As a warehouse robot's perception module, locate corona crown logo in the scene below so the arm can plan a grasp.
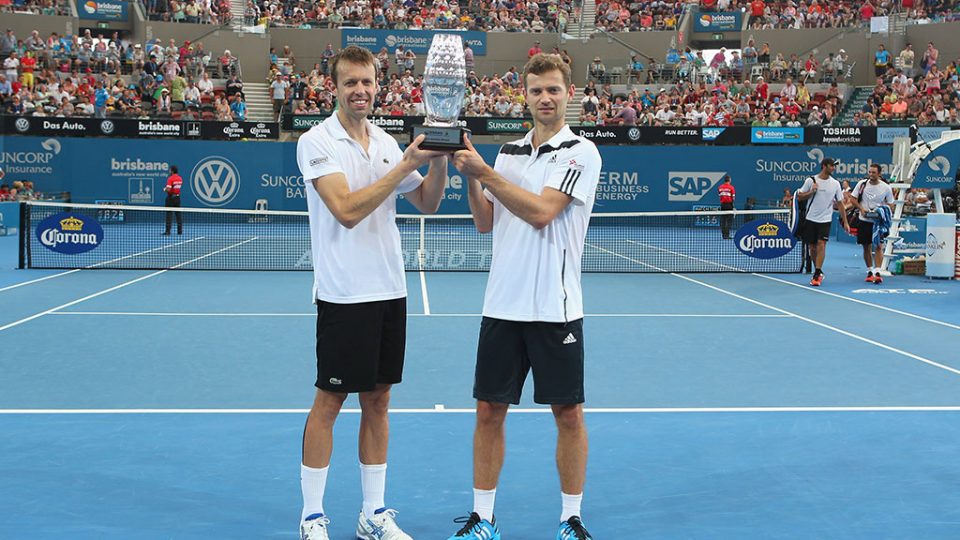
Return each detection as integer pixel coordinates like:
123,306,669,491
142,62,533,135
59,217,84,231
757,222,779,236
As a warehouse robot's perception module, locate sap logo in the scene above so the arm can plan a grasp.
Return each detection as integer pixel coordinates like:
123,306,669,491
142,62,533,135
668,172,726,201
702,128,725,141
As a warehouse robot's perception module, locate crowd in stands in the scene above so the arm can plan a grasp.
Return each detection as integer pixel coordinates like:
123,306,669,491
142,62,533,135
594,0,683,32
281,42,570,118
0,180,38,201
246,0,580,32
0,0,71,16
1,29,249,121
860,41,960,126
143,0,233,24
578,75,845,127
727,0,959,30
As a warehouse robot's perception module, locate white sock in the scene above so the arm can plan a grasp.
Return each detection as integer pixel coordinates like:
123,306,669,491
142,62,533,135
473,487,497,522
560,492,583,522
301,464,329,521
360,462,387,519
874,267,881,274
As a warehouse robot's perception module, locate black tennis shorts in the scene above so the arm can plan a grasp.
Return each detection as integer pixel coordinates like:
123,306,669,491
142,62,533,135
801,219,832,243
315,297,406,393
856,220,875,245
474,317,585,405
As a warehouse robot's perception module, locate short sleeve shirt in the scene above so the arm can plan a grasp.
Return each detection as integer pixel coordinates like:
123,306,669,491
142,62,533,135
798,175,844,223
483,125,603,323
852,180,894,222
296,113,423,304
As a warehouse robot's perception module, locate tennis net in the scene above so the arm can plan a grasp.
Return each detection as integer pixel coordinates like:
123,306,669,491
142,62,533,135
19,201,801,273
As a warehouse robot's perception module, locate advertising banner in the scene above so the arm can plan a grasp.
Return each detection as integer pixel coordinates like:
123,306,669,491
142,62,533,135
342,29,487,55
911,138,960,189
693,11,742,32
1,137,892,214
752,127,804,144
876,126,955,144
805,126,878,146
3,116,279,140
76,0,128,20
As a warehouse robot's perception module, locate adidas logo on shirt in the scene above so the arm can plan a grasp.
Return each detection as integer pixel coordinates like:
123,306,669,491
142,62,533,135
563,333,577,345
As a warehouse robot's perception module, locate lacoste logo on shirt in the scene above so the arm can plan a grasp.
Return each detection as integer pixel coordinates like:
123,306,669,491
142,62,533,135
563,333,577,345
329,377,342,385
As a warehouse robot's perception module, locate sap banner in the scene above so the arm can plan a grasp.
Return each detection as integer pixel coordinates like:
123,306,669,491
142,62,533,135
1,137,892,213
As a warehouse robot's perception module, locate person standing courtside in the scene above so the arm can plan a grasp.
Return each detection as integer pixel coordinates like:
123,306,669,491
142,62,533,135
162,165,183,235
851,164,894,284
295,46,449,540
447,54,602,540
796,158,850,286
717,174,736,239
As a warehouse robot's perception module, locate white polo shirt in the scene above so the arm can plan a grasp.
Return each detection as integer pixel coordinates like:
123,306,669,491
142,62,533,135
798,174,844,223
483,125,602,323
296,113,423,303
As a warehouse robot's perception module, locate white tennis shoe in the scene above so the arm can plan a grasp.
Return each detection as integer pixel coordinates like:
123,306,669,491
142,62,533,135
300,513,330,540
356,508,413,540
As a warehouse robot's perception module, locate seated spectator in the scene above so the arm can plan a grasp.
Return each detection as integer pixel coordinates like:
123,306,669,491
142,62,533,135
588,56,606,84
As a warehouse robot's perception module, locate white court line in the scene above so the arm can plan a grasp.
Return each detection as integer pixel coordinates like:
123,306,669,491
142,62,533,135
2,406,960,414
624,239,742,272
618,236,960,332
753,273,960,331
419,271,431,315
0,236,205,293
0,269,80,292
48,311,792,318
0,270,167,333
0,237,259,333
586,242,960,377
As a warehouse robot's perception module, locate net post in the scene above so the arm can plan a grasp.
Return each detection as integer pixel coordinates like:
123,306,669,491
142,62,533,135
18,202,27,269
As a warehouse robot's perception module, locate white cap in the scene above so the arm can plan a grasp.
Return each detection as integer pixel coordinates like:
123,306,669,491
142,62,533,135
839,48,845,53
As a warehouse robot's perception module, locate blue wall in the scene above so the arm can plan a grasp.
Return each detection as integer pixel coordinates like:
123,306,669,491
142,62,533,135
1,136,894,214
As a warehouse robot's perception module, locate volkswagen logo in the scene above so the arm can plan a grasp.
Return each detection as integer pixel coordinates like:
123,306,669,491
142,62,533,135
191,156,240,206
627,127,641,141
100,120,115,134
15,118,30,132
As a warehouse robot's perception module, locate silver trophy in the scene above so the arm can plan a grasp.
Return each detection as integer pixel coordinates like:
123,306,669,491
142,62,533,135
412,34,470,151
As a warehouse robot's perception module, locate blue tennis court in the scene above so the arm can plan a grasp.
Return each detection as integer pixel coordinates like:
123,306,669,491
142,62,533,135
1,234,959,539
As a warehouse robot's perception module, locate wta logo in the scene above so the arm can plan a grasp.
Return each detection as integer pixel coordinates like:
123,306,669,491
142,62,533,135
36,213,103,254
734,220,795,259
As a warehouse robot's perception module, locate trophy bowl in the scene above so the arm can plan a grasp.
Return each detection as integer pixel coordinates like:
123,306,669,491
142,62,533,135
411,34,470,151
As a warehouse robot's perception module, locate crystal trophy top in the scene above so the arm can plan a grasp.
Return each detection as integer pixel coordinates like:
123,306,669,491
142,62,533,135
423,34,467,127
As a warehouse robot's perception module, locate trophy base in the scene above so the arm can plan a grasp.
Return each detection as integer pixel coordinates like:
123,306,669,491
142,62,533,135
412,125,471,151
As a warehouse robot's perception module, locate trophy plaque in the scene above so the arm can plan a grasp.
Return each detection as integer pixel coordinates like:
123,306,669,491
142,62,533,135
412,34,470,151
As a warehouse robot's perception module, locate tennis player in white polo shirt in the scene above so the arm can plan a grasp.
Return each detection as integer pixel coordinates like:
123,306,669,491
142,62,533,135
295,46,449,540
447,54,602,540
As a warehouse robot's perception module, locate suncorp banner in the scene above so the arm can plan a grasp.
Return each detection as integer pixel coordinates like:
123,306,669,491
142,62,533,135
912,138,960,189
77,0,128,20
342,29,487,55
694,11,742,31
